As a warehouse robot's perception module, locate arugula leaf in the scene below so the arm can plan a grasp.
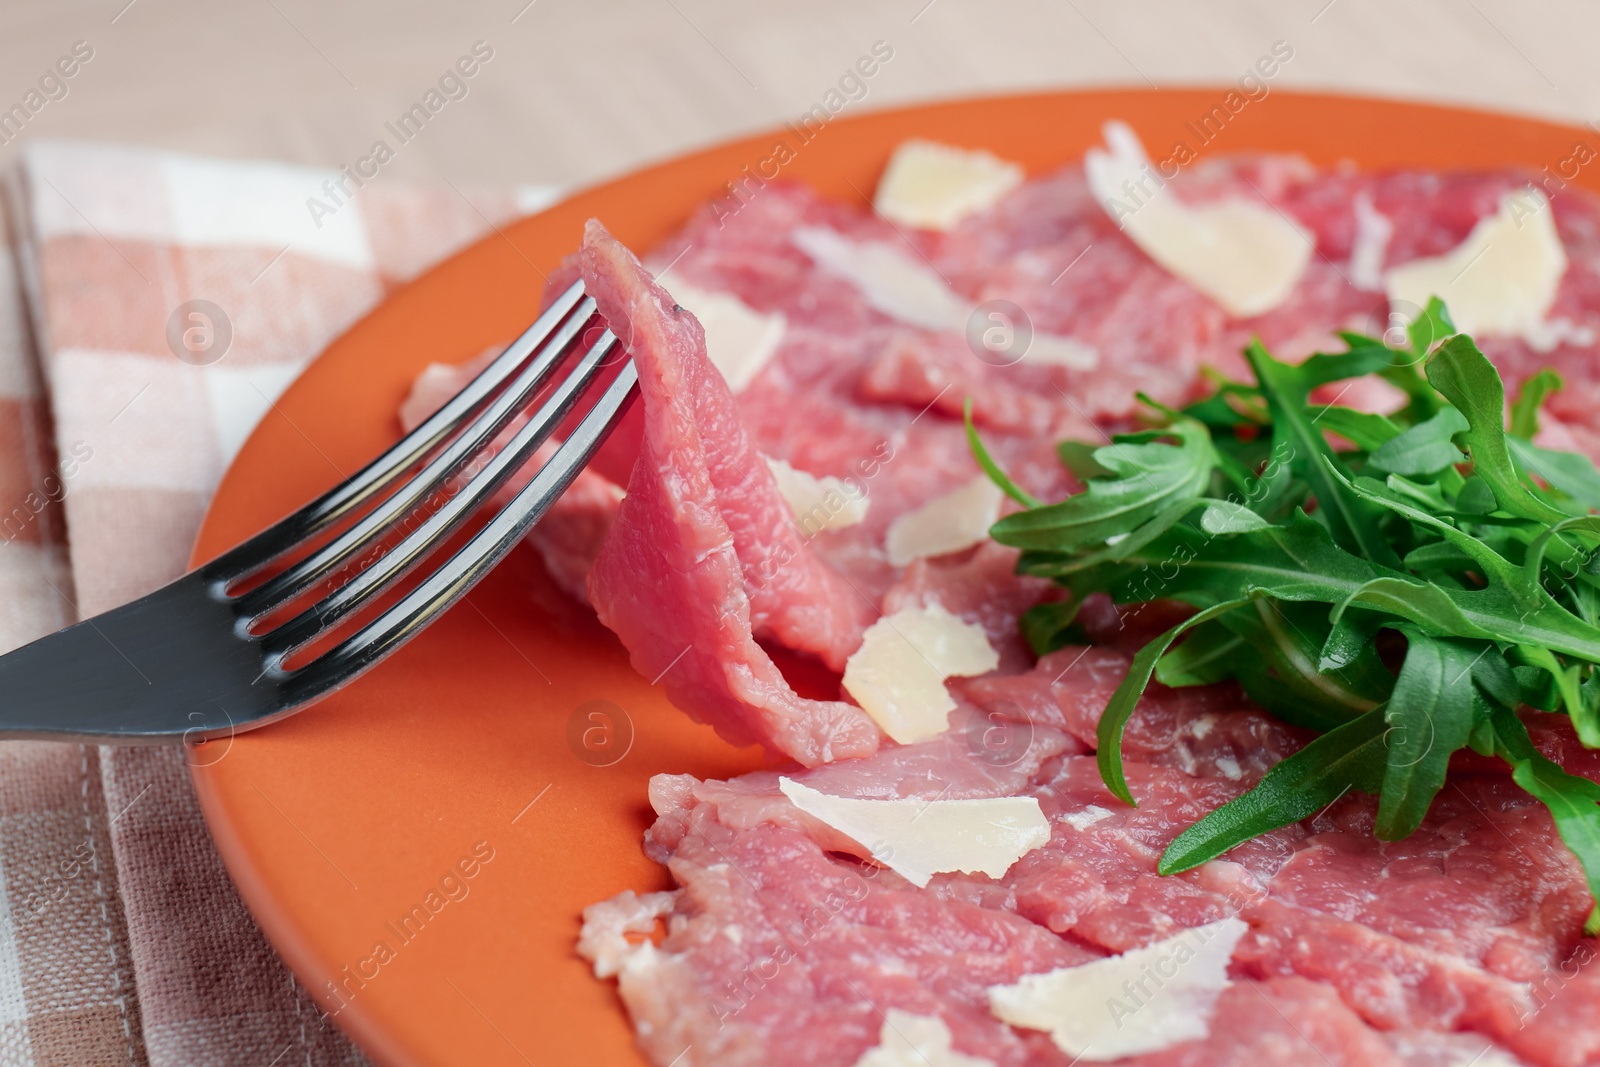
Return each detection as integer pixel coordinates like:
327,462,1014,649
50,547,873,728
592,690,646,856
1524,516,1600,591
1245,341,1400,567
1472,649,1521,710
964,399,1040,508
1367,407,1468,477
1375,627,1480,839
1058,440,1115,481
1512,645,1598,746
1510,437,1600,513
1218,599,1388,729
1076,506,1600,663
1331,464,1600,658
1308,406,1403,452
1454,476,1498,515
1158,708,1389,874
1018,600,1080,657
1155,620,1246,687
1098,598,1255,806
1408,296,1456,355
1489,703,1600,923
1197,499,1274,534
1333,295,1450,421
1510,368,1563,438
989,416,1216,551
977,319,1600,895
1319,606,1386,671
1332,576,1499,644
1426,336,1567,525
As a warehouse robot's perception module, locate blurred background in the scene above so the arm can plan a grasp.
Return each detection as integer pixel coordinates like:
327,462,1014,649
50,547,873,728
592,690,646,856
2,0,1596,189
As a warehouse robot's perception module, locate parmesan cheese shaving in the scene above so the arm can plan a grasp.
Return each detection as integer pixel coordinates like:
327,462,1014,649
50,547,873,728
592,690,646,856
1062,805,1113,832
851,1010,998,1067
793,226,965,330
792,227,1097,368
842,604,999,744
764,455,870,533
1385,190,1568,340
874,139,1025,232
778,777,1048,888
1085,121,1312,318
885,476,1004,566
1020,333,1100,369
988,918,1248,1060
667,281,787,392
1348,191,1393,292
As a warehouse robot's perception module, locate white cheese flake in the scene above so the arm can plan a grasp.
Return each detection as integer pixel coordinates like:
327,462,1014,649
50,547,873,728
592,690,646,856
885,476,1004,567
1062,805,1114,832
1085,121,1312,318
988,918,1248,1060
851,1010,998,1067
1524,317,1596,353
793,226,966,330
1385,190,1568,340
842,604,999,744
1456,1050,1524,1067
764,456,870,534
874,139,1025,232
792,227,1097,368
1348,191,1393,292
1019,333,1100,369
666,280,787,392
778,777,1048,888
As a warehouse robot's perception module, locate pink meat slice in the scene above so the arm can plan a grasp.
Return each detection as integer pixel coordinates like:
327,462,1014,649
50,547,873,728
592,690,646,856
588,739,1100,1067
578,220,880,765
1150,977,1401,1067
956,645,1310,780
582,718,1593,1066
646,182,1079,605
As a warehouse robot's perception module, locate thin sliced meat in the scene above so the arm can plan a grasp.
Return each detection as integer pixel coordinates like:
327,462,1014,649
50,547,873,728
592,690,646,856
1144,977,1403,1067
586,755,1103,1067
588,731,1590,1066
579,220,880,765
956,645,1309,781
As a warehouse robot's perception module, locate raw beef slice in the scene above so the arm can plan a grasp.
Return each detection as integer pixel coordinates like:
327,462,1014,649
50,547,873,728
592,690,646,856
577,220,881,766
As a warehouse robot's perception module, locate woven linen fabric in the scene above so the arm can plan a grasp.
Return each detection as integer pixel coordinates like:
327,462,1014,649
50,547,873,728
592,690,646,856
0,184,144,1067
1,138,556,1065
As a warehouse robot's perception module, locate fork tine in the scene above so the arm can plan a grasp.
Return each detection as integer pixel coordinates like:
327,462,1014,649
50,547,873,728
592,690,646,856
211,278,590,581
258,330,624,660
291,358,640,691
234,294,599,618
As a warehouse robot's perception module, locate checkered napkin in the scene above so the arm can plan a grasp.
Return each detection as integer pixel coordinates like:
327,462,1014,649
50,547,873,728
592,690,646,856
0,139,556,1066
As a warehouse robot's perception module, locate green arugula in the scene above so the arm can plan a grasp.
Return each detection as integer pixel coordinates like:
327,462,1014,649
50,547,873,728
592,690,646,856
968,297,1600,915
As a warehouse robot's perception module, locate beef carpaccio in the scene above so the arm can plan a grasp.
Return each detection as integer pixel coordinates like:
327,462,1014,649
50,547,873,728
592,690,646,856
409,130,1600,1066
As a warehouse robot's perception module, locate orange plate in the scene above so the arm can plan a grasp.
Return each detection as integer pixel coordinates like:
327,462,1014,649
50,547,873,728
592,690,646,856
190,90,1600,1067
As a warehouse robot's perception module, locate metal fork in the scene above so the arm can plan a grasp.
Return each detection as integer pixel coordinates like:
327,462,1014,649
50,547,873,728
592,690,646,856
0,279,637,743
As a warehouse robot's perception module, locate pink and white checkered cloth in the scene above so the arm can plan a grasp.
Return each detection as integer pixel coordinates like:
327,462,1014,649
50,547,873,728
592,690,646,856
0,139,556,1065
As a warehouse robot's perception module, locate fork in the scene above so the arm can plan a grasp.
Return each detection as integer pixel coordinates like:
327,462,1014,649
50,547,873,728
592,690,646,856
0,279,637,743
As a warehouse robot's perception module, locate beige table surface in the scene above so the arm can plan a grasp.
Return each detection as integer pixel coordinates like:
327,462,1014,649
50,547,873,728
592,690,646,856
1,0,1597,189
